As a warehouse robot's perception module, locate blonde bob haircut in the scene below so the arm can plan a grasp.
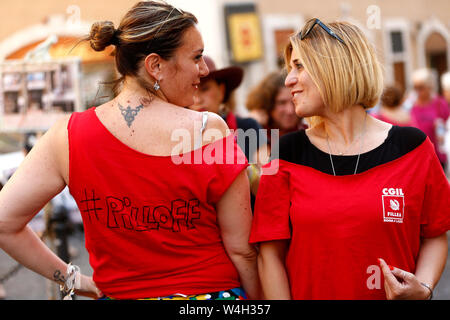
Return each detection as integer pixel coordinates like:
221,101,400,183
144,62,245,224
285,20,383,126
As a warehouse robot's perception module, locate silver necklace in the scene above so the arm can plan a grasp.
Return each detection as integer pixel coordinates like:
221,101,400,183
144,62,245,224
325,112,367,176
332,132,363,156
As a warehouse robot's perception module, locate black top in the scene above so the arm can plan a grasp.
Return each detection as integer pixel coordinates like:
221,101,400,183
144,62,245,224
274,126,427,176
235,116,266,162
223,115,266,210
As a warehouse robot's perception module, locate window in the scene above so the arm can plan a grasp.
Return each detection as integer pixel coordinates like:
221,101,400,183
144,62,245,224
274,29,294,68
384,20,412,91
390,31,404,53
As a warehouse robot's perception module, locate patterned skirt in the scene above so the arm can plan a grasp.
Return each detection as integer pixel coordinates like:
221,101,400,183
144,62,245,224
100,287,247,300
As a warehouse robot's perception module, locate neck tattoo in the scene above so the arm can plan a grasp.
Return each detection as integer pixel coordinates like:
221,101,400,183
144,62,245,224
119,103,144,127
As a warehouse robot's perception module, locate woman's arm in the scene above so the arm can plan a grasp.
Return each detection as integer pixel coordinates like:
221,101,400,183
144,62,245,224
258,240,291,300
379,232,448,300
415,233,448,292
217,170,261,299
0,118,101,298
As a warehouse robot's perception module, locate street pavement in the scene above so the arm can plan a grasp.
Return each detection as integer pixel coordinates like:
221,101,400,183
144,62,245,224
1,230,450,300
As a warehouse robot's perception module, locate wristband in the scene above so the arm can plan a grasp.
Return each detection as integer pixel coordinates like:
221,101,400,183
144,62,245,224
60,263,81,300
420,282,433,300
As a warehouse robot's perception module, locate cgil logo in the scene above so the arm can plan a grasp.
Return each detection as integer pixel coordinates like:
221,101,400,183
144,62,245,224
382,187,405,223
382,188,404,196
389,199,400,211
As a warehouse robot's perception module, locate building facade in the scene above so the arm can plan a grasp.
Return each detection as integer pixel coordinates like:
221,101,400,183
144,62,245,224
0,0,449,129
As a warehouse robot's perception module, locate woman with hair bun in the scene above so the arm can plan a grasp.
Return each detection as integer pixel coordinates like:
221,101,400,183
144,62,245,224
0,1,259,300
250,18,450,300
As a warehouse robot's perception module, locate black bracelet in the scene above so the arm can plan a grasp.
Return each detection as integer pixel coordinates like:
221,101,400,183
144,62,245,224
420,282,433,300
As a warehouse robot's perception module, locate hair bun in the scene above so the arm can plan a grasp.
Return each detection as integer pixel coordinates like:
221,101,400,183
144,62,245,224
89,21,116,51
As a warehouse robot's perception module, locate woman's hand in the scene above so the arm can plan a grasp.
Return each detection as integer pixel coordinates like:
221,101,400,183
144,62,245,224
378,258,431,300
75,274,104,299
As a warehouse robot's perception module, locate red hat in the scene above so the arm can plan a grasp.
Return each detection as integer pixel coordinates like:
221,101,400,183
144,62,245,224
202,55,244,102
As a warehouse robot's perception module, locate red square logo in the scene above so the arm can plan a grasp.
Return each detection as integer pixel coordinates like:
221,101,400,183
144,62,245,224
382,195,404,223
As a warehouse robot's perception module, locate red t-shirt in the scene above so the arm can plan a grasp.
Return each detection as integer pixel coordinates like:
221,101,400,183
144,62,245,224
250,137,450,300
68,108,248,299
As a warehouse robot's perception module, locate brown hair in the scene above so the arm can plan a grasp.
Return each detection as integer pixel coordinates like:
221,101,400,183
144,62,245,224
246,71,286,112
246,71,286,127
86,1,197,93
380,85,404,109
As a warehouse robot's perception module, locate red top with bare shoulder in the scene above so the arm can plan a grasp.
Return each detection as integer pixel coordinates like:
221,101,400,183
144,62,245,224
68,107,248,299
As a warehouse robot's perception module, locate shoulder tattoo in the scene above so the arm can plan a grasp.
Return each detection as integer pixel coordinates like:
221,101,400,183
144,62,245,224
119,103,144,127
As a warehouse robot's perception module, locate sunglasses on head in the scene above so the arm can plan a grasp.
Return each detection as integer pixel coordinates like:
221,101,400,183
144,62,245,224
299,18,345,44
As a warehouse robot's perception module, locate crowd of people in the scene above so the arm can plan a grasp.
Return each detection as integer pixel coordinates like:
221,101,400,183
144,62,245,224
0,1,449,301
372,69,450,172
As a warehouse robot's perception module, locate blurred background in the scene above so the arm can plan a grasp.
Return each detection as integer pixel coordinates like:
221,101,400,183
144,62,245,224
1,0,450,136
0,0,450,299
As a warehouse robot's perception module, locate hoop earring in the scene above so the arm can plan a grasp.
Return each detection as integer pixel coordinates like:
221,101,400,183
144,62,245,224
153,79,160,91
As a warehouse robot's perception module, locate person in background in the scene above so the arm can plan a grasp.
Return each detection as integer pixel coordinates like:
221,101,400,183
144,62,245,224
442,72,450,105
440,71,450,175
250,18,450,300
245,71,305,195
410,68,449,169
246,71,306,142
190,56,266,198
0,1,260,300
374,85,410,126
191,55,265,163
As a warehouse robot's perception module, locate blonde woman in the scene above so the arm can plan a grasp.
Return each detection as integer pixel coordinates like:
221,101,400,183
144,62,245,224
0,1,259,300
250,18,450,300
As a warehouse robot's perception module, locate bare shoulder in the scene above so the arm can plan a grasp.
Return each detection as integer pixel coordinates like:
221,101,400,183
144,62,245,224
177,109,230,146
48,114,72,147
53,114,72,131
172,107,230,142
42,115,72,183
203,112,229,140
